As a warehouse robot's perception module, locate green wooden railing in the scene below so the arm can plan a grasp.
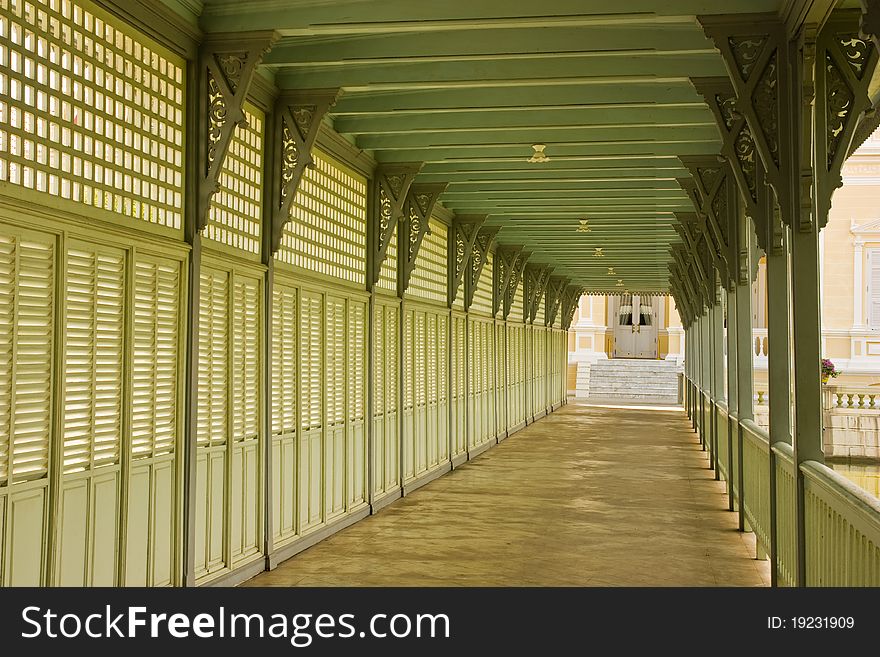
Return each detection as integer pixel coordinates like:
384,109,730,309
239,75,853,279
686,375,880,587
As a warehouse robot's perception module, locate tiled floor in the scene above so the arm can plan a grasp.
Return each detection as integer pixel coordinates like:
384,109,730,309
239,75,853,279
245,402,771,587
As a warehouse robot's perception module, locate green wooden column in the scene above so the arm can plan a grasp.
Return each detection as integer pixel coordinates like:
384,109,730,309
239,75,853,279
696,313,704,448
711,290,725,472
725,284,738,495
702,310,711,451
765,212,792,588
734,220,754,533
687,325,695,425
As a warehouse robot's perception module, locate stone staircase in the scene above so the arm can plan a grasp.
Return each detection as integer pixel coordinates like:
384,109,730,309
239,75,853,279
585,358,682,405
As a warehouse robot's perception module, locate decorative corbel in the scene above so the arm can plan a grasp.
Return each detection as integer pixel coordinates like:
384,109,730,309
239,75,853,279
367,163,423,291
691,78,761,217
671,244,704,313
679,156,736,289
197,31,278,236
674,211,710,296
397,183,448,294
544,276,569,327
532,265,553,324
448,214,488,306
463,226,499,311
814,12,879,227
503,250,531,320
691,76,771,265
560,285,586,331
492,245,521,317
269,88,340,254
523,264,553,324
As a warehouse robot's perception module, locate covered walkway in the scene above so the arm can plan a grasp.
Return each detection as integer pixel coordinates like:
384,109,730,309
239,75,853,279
247,403,769,587
2,0,880,589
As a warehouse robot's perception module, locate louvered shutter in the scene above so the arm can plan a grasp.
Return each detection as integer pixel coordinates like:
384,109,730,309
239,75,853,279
415,312,426,409
197,268,229,447
386,306,398,414
326,297,346,428
870,250,880,328
301,291,323,432
373,306,385,419
0,232,54,484
271,285,297,436
232,276,260,442
427,314,437,406
131,257,179,459
349,301,365,423
403,311,414,413
438,315,448,403
63,245,125,474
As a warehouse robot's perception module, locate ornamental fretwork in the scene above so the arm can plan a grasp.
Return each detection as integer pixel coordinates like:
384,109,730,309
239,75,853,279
367,163,422,291
196,32,277,238
463,226,499,311
448,215,487,307
270,89,340,255
397,183,448,294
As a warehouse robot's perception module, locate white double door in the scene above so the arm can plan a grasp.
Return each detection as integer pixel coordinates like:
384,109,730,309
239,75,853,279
612,294,658,359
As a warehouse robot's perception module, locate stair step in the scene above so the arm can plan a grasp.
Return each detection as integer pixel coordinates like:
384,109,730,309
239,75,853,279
578,357,682,404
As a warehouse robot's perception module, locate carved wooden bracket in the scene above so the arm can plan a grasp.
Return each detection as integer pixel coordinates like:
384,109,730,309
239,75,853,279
463,225,499,311
560,285,586,331
492,245,520,317
544,276,569,327
197,31,278,235
503,249,531,321
269,88,340,254
367,163,422,291
397,183,448,294
523,264,553,324
667,269,692,328
669,274,694,328
690,76,775,266
814,13,879,226
691,78,761,216
698,16,799,229
673,211,710,294
448,214,488,306
670,244,703,316
679,156,736,289
673,212,712,309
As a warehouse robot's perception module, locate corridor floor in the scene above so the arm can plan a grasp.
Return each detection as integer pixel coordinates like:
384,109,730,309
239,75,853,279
246,402,771,586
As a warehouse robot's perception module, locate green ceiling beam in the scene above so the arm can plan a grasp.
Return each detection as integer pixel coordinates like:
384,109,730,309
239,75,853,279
261,25,715,64
199,0,781,34
375,141,720,162
334,107,714,134
434,180,685,191
331,85,705,114
274,54,726,89
356,125,719,150
419,155,685,171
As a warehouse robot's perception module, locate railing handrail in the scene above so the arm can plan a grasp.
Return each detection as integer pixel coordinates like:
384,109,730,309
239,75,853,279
741,418,770,447
771,440,794,463
801,460,880,543
824,384,880,392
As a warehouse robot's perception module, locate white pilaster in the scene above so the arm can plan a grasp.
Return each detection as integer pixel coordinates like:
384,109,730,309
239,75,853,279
853,236,865,329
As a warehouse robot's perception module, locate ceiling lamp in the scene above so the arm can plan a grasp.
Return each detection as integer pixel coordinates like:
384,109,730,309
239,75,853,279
593,247,604,257
607,267,615,275
616,279,625,287
527,143,550,163
575,219,591,233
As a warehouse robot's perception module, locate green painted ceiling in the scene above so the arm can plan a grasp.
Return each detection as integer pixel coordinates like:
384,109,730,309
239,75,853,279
188,0,816,292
